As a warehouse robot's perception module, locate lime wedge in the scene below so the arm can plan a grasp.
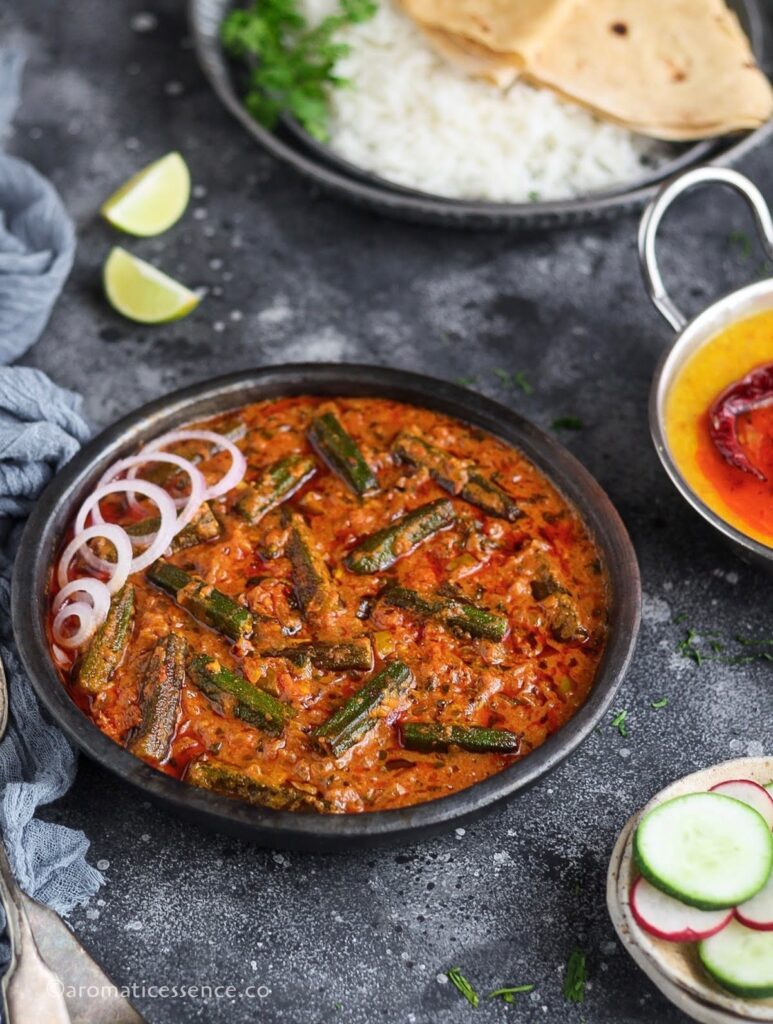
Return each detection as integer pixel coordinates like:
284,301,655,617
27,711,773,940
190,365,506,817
103,247,200,323
101,152,191,236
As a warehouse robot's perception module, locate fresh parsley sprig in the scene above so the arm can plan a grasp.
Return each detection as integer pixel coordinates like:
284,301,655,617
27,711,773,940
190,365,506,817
222,0,377,141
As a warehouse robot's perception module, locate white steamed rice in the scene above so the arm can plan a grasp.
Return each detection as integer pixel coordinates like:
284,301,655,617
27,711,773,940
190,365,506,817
298,0,672,203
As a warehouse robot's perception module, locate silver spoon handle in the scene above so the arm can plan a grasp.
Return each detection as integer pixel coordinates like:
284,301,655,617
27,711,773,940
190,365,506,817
0,841,71,1023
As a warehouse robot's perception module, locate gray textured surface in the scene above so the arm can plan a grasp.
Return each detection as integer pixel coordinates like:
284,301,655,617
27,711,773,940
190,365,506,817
3,1,772,1022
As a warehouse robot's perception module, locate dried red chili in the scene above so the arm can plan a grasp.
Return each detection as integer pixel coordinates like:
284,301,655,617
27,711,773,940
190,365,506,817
709,362,773,481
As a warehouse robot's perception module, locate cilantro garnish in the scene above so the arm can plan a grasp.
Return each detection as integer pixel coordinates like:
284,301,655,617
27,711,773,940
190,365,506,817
650,697,668,710
494,368,533,394
447,967,479,1008
729,229,752,260
552,416,584,431
222,0,377,141
676,627,773,667
488,984,534,1004
611,709,628,738
563,948,587,1003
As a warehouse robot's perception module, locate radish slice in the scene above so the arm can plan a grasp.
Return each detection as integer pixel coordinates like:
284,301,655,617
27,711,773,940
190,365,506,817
139,429,246,501
699,918,773,998
96,453,206,533
57,524,133,595
630,876,733,942
634,793,773,909
75,480,178,574
710,780,773,830
736,872,773,932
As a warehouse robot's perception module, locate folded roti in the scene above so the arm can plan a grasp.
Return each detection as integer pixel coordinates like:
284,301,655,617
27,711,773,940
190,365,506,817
402,0,773,140
418,25,521,88
401,0,575,59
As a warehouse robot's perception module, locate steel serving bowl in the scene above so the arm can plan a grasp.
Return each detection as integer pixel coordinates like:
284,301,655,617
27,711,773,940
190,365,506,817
640,166,773,573
13,364,641,848
189,0,773,230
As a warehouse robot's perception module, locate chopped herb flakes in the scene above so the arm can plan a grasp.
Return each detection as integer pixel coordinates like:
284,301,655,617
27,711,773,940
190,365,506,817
447,967,479,1008
552,416,584,431
563,948,587,1004
488,984,535,1004
676,626,773,667
611,709,628,738
729,229,752,260
455,376,477,388
221,0,377,141
513,371,533,394
650,697,668,710
493,368,533,394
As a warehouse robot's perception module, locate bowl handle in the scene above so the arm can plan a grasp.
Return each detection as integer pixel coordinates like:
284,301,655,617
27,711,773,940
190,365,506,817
638,166,773,332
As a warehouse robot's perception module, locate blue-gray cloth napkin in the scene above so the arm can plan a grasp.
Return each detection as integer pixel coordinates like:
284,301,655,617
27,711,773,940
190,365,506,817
0,46,102,923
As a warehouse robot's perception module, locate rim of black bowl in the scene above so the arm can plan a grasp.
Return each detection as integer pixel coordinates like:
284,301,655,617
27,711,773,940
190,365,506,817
189,0,773,229
13,364,641,849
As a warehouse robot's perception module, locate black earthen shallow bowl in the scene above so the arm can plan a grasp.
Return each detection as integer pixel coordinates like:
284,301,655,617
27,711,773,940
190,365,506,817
13,364,641,849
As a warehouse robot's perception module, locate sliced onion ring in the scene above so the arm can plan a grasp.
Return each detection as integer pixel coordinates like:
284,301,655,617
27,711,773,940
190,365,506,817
96,453,207,535
52,577,111,620
53,600,98,648
138,429,246,501
75,480,178,574
58,524,133,595
52,644,72,667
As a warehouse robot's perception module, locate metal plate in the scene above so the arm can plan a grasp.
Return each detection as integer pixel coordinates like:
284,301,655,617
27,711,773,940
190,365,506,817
190,0,773,229
12,364,640,848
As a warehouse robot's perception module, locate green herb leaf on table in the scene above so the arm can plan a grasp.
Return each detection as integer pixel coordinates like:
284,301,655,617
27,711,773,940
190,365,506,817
552,416,584,431
494,368,533,394
447,967,479,1008
676,626,773,667
610,708,628,738
222,0,377,141
488,984,535,1004
563,948,587,1004
728,229,752,260
650,697,668,710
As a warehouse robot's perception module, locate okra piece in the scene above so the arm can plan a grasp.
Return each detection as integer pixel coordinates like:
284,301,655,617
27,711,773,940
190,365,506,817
188,653,294,735
76,584,135,694
130,633,186,761
236,455,317,525
382,586,508,641
261,638,373,672
401,722,521,755
308,411,378,496
187,759,323,812
125,501,222,554
393,432,522,522
344,498,456,574
314,660,413,756
284,509,338,615
146,561,253,641
547,594,589,644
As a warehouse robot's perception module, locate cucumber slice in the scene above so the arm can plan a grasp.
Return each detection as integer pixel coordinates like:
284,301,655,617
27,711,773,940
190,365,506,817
634,793,773,910
699,918,773,998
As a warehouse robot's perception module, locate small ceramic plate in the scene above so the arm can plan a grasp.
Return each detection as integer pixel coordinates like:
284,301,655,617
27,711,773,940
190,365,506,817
607,757,773,1024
